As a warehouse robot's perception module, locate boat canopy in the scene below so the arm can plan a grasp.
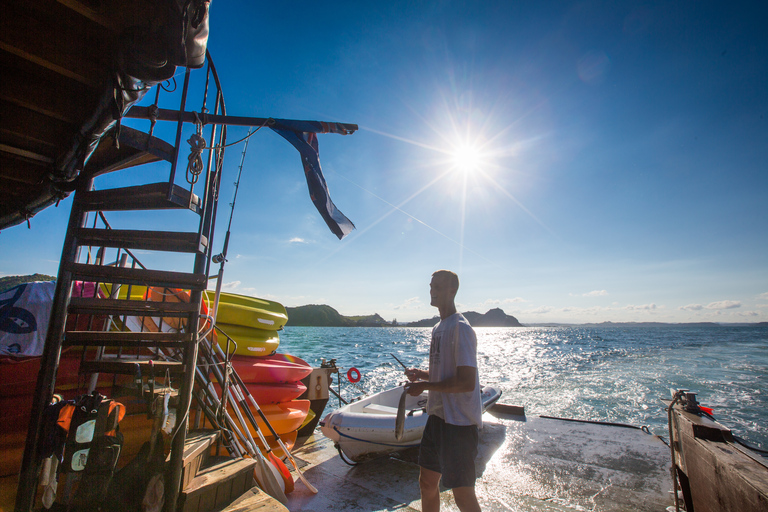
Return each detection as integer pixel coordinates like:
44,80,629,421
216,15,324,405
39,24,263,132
0,0,211,230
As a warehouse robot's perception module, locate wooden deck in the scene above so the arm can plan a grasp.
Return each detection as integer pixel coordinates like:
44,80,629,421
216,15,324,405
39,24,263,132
284,407,673,511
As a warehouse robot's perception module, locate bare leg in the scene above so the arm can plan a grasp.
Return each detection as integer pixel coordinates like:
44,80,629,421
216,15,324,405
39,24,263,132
453,486,481,512
419,467,442,512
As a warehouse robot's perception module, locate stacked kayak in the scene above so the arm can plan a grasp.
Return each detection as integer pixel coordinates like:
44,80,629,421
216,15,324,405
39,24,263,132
204,290,288,357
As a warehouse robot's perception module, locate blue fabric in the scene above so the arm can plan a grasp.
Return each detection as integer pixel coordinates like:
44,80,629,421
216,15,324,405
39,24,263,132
271,121,355,239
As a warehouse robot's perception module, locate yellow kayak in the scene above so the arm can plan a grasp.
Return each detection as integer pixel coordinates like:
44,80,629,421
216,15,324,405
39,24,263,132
204,291,288,331
215,322,280,357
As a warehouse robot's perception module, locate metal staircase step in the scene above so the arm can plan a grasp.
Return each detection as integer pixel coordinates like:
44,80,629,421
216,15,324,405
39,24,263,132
73,228,208,254
64,330,193,348
76,182,202,213
66,263,207,290
180,430,221,491
68,297,199,316
79,357,185,376
178,456,257,512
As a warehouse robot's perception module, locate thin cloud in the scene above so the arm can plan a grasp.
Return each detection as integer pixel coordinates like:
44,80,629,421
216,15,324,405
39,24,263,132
483,298,525,306
625,303,657,311
394,297,422,310
705,300,741,310
758,292,768,300
289,237,310,244
680,304,704,311
584,290,608,297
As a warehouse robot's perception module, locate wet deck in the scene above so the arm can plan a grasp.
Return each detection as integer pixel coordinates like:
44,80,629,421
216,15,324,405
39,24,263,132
286,407,673,511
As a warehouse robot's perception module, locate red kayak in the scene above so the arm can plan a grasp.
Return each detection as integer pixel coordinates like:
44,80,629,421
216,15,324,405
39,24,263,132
212,380,307,404
231,353,313,384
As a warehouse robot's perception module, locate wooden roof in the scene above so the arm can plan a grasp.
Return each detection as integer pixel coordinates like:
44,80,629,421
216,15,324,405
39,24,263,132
0,0,187,230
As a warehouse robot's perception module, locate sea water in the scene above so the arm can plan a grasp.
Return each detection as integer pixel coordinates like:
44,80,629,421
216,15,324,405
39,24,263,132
279,324,768,450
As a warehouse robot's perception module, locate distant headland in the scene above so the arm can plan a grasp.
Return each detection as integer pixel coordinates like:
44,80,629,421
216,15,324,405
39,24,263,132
286,305,522,328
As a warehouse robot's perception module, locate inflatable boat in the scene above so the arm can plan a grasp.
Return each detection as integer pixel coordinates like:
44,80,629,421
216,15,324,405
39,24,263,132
320,385,501,462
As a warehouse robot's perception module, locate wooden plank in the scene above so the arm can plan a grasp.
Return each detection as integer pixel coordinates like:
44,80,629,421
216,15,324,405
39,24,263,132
671,407,768,512
179,458,257,512
0,101,74,151
0,64,90,123
76,182,201,213
73,228,207,253
0,3,107,87
79,358,184,376
64,330,191,348
220,487,289,512
66,263,207,290
0,154,52,184
180,430,220,491
68,297,199,316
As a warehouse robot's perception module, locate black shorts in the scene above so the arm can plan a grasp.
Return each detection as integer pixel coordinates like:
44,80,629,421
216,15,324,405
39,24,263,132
418,414,479,489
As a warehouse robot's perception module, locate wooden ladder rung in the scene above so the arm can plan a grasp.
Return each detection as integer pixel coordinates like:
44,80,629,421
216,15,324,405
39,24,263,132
66,264,207,290
73,228,208,254
76,182,201,213
79,358,185,376
68,297,199,316
64,330,193,348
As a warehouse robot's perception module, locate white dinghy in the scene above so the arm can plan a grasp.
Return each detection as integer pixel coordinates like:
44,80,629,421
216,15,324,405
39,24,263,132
320,385,502,463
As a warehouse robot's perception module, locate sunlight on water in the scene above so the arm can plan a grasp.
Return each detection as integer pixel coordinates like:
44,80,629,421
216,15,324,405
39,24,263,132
281,325,768,449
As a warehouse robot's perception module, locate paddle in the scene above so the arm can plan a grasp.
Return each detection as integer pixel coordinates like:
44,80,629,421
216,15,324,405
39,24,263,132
193,365,288,504
198,345,294,496
205,339,318,494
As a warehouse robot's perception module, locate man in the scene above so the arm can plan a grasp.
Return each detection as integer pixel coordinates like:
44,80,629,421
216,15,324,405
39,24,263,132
405,270,482,512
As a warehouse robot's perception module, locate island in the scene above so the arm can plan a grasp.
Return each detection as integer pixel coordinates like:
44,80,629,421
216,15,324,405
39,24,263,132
285,305,522,328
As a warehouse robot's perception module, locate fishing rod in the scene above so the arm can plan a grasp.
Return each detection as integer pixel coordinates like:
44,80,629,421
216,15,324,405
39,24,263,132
210,128,251,321
390,353,408,370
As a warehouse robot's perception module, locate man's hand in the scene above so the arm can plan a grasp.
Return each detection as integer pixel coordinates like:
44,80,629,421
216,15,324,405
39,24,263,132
405,368,428,382
405,381,428,396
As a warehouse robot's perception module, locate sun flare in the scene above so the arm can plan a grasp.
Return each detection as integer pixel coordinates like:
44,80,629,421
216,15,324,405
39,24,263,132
451,143,484,173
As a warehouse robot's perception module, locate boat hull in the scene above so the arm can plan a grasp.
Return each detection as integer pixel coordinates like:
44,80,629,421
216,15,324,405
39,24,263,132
320,385,501,462
215,323,280,357
205,291,288,331
232,353,313,384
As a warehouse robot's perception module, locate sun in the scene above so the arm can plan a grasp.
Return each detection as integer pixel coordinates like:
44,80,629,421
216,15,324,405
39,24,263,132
451,143,483,172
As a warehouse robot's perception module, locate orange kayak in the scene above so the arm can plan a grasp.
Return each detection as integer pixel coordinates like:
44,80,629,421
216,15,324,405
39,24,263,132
230,399,310,437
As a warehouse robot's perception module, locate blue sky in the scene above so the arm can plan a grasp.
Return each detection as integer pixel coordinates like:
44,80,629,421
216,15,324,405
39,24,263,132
2,1,767,323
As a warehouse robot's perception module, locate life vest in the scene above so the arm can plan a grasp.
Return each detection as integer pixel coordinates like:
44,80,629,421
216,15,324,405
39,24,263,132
46,392,125,510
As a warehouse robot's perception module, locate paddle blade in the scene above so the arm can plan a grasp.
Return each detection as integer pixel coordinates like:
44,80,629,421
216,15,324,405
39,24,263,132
395,387,407,441
253,456,288,504
269,452,294,494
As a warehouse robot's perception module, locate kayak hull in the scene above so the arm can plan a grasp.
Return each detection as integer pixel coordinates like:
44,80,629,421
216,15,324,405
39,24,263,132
215,323,280,357
320,385,502,462
230,399,310,436
212,381,307,404
232,354,313,384
205,291,288,331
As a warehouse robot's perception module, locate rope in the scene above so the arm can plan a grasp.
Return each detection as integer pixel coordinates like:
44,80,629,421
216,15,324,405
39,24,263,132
186,113,206,184
332,426,420,449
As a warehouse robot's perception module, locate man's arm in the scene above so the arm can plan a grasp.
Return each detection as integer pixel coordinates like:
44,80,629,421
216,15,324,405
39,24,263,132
406,366,476,396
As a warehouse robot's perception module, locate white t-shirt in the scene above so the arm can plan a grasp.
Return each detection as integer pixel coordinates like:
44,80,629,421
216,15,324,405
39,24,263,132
427,313,483,427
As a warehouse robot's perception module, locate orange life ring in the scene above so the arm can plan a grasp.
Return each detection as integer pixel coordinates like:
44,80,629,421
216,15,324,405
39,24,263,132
347,367,361,383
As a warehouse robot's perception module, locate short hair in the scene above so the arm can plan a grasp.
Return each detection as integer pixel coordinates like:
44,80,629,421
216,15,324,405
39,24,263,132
432,270,459,293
